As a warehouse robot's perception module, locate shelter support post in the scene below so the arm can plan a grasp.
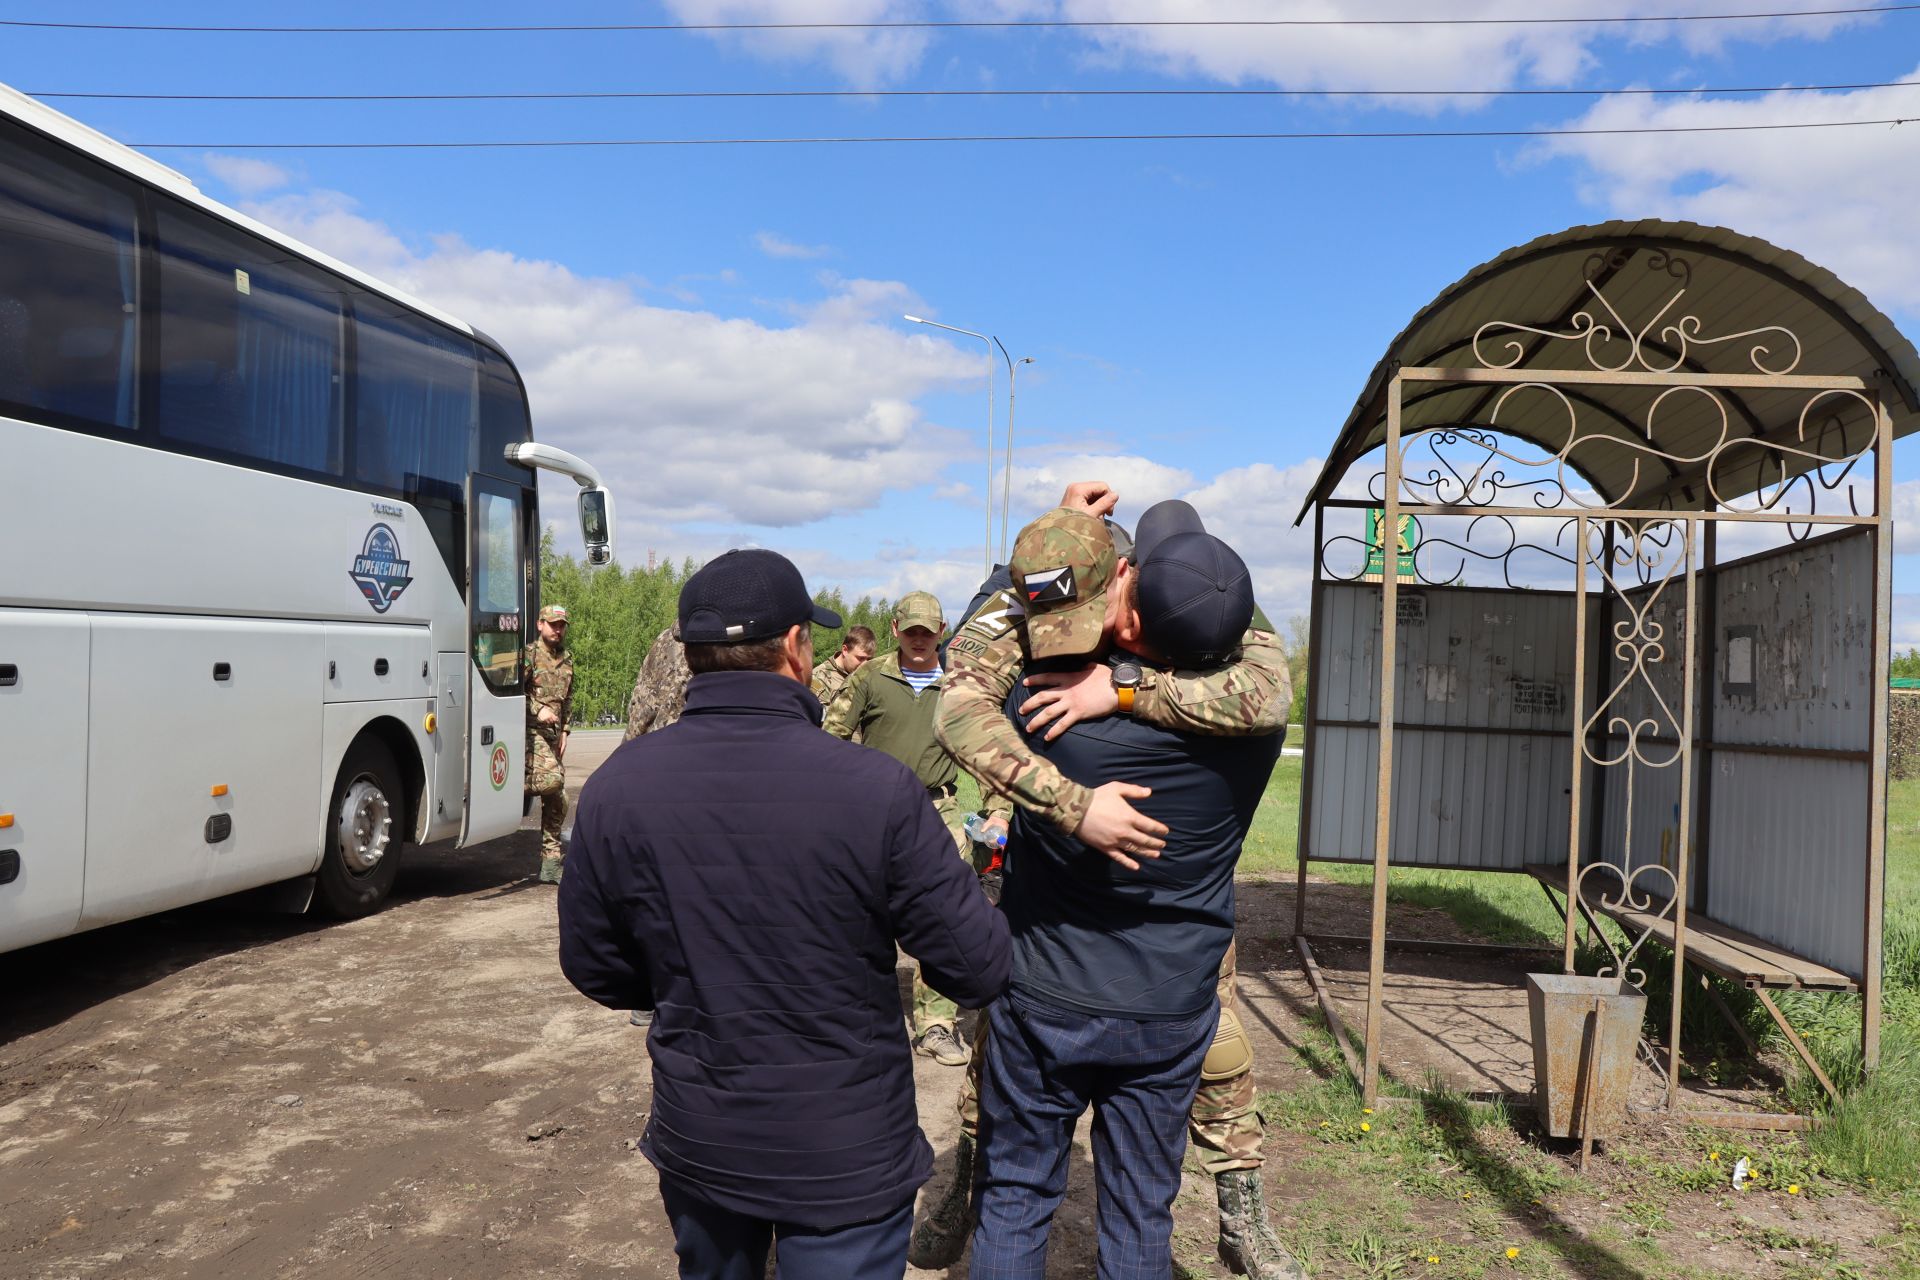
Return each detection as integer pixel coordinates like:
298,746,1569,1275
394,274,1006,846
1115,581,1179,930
1867,390,1892,1074
1362,373,1404,1106
1667,517,1699,1111
1296,502,1327,942
1565,514,1589,973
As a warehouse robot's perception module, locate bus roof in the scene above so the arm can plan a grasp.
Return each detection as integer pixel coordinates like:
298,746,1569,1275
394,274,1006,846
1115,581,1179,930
0,82,476,340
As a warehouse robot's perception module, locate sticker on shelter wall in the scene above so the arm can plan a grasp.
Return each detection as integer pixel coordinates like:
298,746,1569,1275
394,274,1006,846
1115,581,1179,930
1376,591,1428,625
1724,624,1758,699
1510,676,1567,715
234,268,250,295
1422,664,1460,704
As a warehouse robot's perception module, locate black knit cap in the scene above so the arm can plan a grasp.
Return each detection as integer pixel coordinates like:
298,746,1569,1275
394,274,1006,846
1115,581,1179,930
1135,531,1253,668
678,548,842,643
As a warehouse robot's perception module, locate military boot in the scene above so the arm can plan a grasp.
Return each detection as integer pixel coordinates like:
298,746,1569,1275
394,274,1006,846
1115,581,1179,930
1216,1168,1308,1279
906,1131,975,1269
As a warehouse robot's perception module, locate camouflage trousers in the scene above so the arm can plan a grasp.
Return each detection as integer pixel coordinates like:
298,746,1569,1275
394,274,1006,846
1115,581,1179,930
955,941,1264,1175
909,786,977,1038
525,730,567,861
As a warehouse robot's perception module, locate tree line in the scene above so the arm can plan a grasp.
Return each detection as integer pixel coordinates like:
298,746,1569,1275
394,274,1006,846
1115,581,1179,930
541,534,1312,731
539,534,900,726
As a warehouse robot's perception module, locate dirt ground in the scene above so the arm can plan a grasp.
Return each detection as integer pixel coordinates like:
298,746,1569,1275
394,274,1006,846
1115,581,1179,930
0,731,1308,1278
0,733,1902,1278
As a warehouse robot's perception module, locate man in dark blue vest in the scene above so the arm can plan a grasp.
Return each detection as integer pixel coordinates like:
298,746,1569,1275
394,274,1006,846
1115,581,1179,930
968,521,1285,1279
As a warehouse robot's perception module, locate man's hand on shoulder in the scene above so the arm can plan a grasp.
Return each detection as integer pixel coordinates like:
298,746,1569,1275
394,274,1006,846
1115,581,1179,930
1018,664,1119,741
1074,781,1168,871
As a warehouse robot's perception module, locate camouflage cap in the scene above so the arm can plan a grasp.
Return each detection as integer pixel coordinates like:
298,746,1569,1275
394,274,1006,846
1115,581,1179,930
538,604,569,624
893,590,945,632
1010,507,1115,659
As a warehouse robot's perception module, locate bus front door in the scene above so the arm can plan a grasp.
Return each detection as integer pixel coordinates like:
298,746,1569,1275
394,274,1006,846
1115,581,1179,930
460,479,530,847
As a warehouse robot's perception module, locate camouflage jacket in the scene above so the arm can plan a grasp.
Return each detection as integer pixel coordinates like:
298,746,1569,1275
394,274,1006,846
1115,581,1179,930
625,625,691,741
936,587,1291,834
525,642,574,741
811,657,852,708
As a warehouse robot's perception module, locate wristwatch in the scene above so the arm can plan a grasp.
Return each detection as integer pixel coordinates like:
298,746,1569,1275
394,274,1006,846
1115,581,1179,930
1112,661,1142,714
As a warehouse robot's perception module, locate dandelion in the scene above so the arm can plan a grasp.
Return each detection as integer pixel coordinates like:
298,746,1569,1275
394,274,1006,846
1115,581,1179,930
1362,1107,1374,1115
1707,1152,1720,1162
1361,1122,1372,1132
1463,1190,1474,1199
1428,1256,1440,1265
1319,1121,1330,1129
1787,1184,1801,1195
1507,1247,1521,1260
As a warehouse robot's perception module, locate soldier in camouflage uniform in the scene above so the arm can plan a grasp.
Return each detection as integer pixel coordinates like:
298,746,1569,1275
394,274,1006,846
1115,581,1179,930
625,624,692,741
915,490,1303,1280
810,624,876,707
525,604,575,884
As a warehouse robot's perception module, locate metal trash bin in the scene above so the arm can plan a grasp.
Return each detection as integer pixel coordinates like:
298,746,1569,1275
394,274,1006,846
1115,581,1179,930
1525,973,1646,1142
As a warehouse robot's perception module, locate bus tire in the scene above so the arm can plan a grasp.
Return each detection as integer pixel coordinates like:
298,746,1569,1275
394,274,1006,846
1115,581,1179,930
318,739,405,918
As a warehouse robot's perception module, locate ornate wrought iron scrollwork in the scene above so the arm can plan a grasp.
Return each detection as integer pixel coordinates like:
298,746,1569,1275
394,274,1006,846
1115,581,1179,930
1475,251,1800,377
1577,861,1680,990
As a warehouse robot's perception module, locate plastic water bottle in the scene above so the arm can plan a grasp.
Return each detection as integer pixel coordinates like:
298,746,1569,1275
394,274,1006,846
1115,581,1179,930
964,813,1008,850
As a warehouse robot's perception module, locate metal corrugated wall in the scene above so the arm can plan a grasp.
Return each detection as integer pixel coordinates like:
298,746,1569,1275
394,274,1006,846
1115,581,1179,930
1307,582,1595,869
1703,532,1873,980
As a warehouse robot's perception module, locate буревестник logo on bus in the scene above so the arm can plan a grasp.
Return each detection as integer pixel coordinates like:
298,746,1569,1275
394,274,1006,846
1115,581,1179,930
350,523,414,614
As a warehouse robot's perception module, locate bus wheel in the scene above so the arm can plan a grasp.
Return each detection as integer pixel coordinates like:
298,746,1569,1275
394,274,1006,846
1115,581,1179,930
319,739,404,918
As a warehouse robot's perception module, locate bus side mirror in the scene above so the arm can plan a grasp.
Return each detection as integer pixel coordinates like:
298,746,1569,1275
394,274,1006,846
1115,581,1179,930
580,488,614,567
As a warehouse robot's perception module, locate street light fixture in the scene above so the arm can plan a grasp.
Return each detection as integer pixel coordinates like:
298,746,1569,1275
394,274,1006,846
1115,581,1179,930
994,337,1034,562
905,313,995,577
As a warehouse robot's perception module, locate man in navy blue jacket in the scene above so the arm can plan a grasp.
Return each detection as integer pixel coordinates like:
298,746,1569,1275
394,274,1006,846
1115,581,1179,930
558,548,1012,1280
969,521,1284,1280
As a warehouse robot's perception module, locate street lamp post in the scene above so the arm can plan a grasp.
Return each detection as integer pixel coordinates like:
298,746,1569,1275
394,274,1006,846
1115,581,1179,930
905,314,995,578
994,337,1034,562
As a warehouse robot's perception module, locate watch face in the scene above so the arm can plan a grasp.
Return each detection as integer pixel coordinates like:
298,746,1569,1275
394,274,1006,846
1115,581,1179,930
1112,661,1142,687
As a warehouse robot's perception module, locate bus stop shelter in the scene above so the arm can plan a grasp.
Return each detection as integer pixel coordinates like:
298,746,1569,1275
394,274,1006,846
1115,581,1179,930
1291,220,1920,1125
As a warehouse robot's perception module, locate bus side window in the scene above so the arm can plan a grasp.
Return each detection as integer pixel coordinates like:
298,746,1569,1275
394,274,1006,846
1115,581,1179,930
152,205,345,477
0,119,140,433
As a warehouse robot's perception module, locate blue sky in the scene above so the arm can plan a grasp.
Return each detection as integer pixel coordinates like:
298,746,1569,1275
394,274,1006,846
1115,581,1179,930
7,2,1920,632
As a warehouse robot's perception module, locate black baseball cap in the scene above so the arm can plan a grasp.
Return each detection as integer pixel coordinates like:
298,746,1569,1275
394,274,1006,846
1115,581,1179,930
678,548,842,643
1136,531,1254,668
1131,499,1206,564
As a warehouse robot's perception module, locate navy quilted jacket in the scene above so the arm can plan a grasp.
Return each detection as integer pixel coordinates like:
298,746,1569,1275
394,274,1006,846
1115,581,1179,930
558,669,1010,1229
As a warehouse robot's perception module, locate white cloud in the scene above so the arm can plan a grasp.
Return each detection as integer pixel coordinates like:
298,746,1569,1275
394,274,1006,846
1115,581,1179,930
660,0,1879,105
202,153,292,196
1180,458,1326,622
243,190,981,529
661,0,933,87
1534,68,1920,312
755,230,831,259
1037,0,1872,106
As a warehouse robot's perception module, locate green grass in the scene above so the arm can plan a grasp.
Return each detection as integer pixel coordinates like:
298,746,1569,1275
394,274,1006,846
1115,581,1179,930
1238,756,1920,1195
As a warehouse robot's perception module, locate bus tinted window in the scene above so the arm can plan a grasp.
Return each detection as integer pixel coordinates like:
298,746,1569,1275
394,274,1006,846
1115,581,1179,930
473,488,523,691
478,344,532,479
0,123,138,432
354,304,476,496
154,206,345,474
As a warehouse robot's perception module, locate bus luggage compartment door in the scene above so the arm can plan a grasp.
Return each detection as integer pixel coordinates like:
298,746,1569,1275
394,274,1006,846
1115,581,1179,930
81,615,325,927
0,609,90,952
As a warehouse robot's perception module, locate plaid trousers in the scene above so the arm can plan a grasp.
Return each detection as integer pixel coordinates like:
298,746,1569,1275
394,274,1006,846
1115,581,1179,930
969,992,1218,1280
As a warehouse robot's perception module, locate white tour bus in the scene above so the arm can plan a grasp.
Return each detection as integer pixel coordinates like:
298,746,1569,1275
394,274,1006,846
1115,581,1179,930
0,87,614,953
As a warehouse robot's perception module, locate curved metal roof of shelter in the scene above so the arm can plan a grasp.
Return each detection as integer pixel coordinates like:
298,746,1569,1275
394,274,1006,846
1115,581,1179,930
1298,220,1920,522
